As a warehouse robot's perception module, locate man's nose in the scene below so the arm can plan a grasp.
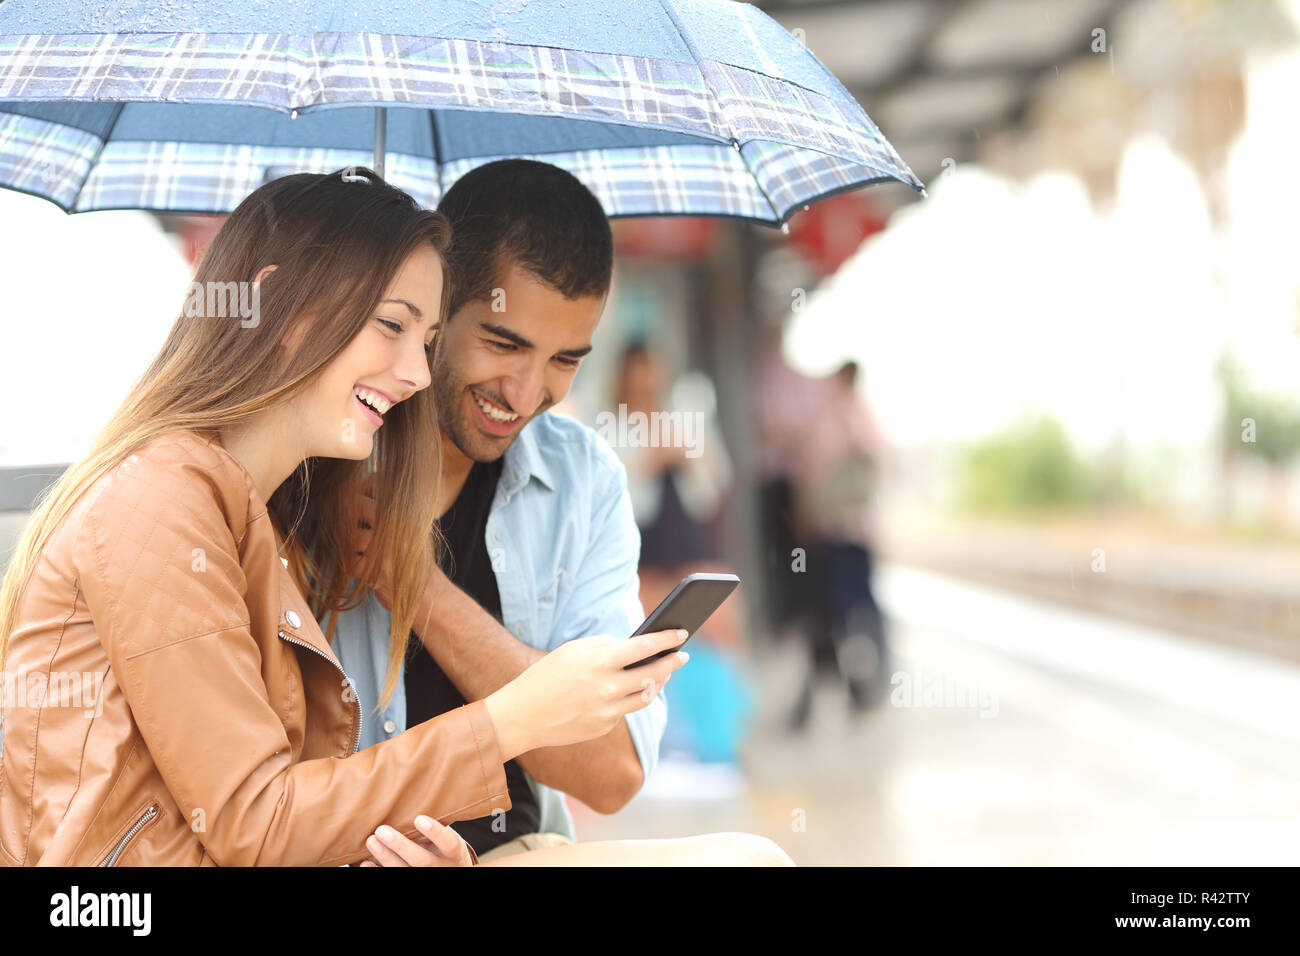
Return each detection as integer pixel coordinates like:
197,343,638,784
501,359,547,415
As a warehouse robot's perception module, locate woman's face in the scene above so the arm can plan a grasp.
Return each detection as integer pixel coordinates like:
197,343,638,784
294,243,443,461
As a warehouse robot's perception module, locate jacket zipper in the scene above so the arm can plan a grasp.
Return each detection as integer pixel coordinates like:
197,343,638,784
277,629,362,754
98,805,157,867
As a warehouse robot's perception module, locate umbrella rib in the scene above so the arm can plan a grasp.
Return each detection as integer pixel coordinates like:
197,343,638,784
651,0,782,223
72,101,125,214
429,108,442,207
651,0,734,147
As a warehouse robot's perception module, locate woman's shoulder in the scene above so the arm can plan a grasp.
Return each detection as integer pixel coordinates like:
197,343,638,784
63,430,265,659
80,429,259,544
150,428,250,472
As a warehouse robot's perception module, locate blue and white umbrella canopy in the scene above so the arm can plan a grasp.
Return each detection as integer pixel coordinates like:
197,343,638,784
0,0,923,223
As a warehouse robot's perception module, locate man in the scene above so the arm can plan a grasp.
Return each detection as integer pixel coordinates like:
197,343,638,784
332,159,664,861
789,360,888,727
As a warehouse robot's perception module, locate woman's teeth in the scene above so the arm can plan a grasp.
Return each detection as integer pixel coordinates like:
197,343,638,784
353,386,392,416
475,393,518,423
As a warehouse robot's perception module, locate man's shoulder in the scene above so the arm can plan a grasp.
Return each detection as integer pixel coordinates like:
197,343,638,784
518,411,626,485
522,409,604,448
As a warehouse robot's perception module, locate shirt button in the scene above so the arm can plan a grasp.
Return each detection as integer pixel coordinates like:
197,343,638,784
383,720,397,734
285,610,301,628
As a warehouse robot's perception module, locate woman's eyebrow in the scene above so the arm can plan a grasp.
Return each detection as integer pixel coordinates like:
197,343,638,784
381,297,423,319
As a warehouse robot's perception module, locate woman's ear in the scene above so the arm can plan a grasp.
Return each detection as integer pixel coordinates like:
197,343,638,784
280,312,311,354
255,263,278,285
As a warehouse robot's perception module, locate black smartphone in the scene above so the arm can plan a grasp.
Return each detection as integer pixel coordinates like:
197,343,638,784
623,572,740,669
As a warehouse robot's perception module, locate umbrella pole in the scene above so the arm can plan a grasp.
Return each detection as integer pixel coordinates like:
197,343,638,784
373,107,387,180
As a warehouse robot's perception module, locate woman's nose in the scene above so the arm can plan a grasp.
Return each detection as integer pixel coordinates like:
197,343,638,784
396,339,432,392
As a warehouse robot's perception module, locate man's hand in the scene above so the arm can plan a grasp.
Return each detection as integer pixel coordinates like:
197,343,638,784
344,479,434,612
361,815,474,867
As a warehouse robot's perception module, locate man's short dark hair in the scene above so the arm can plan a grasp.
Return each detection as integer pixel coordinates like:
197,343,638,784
437,159,613,317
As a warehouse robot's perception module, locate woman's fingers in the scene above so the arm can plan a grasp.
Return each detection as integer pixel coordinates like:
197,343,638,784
368,825,445,867
613,628,689,669
618,643,687,694
624,668,674,710
365,820,473,867
621,658,681,711
365,827,415,867
413,814,474,866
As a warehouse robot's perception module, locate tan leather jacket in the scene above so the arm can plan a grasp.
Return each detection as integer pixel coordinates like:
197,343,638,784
0,430,509,866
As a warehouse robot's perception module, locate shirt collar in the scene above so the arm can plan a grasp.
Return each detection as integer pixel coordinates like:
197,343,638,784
499,416,556,497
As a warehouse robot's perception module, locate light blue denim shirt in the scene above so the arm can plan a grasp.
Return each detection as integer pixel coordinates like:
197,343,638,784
330,411,666,841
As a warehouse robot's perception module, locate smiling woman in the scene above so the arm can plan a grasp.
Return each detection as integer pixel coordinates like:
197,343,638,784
0,167,476,864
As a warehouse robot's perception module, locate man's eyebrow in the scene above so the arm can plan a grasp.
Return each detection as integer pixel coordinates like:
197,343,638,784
480,322,531,348
481,323,591,360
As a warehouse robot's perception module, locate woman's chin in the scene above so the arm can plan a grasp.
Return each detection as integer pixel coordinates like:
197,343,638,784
326,434,375,461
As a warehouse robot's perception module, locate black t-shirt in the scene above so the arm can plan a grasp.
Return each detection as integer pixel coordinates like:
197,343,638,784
403,457,541,854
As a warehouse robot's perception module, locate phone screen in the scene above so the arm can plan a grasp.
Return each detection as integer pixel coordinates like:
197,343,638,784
623,573,740,669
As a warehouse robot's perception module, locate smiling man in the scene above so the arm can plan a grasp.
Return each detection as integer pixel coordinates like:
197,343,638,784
331,160,665,861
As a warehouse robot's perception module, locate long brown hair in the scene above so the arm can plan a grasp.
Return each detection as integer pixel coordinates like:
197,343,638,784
0,167,450,709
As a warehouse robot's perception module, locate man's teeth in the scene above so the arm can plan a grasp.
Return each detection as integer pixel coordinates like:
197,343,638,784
353,387,392,415
475,394,518,423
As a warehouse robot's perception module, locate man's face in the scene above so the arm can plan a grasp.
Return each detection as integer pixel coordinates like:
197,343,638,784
432,259,604,463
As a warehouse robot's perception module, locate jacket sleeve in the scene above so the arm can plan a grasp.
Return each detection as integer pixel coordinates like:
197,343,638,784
75,449,509,867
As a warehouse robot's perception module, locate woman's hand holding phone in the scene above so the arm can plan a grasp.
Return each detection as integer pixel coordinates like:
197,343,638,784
484,629,688,760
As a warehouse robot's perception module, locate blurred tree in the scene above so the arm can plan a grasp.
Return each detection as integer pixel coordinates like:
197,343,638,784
958,416,1094,514
1218,358,1300,466
1217,356,1300,530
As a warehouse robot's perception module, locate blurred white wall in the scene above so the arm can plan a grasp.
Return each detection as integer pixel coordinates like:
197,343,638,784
785,42,1300,518
0,191,192,466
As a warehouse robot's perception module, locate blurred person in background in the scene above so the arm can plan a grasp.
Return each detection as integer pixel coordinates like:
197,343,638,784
609,343,753,768
755,325,826,645
788,360,890,729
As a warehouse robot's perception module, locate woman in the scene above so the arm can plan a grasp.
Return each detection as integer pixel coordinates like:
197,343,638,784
0,168,790,866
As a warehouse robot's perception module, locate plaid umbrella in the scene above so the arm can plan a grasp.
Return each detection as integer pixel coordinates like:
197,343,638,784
0,0,923,224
